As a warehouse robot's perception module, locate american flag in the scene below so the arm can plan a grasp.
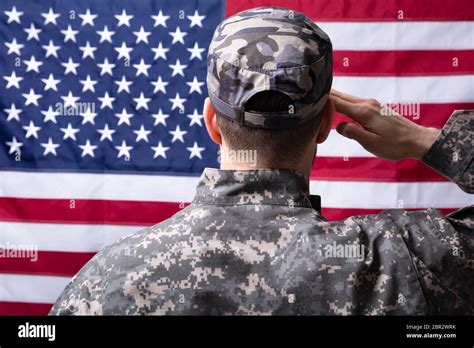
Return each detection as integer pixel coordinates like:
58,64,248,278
0,0,473,315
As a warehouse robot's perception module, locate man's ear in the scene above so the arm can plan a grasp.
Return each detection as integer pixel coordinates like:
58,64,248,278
315,98,335,144
203,97,222,145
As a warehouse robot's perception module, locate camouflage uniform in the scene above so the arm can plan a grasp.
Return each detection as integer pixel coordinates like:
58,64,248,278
49,110,473,315
49,7,473,315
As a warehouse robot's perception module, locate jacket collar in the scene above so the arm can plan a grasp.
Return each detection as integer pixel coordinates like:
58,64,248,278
193,168,320,211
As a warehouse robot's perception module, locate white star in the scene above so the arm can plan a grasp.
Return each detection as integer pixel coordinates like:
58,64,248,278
42,40,60,58
81,107,98,125
169,93,186,111
133,59,151,77
133,125,151,142
169,27,187,44
97,124,116,142
187,141,205,159
79,41,97,59
169,125,187,143
4,6,23,24
151,42,169,60
61,57,79,75
78,140,98,158
79,74,97,92
114,42,133,60
23,55,43,73
187,109,204,126
41,8,60,25
115,9,133,27
187,76,204,94
115,75,132,93
4,71,23,89
41,137,60,156
151,76,169,94
115,140,133,159
151,109,169,126
6,136,23,155
96,25,115,43
133,92,151,110
4,103,22,122
169,59,187,77
23,121,41,139
22,89,42,106
151,10,169,27
60,123,79,140
187,10,205,28
98,58,115,76
61,25,79,43
61,91,80,108
41,73,61,91
98,91,115,109
79,9,97,26
151,141,169,159
41,105,59,123
187,42,205,60
115,108,133,126
5,38,24,55
133,26,151,44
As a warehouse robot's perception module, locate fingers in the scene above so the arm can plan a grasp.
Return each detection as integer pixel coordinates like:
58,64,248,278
336,122,380,149
331,95,371,124
330,89,365,103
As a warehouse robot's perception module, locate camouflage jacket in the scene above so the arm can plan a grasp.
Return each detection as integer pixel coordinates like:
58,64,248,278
50,110,473,315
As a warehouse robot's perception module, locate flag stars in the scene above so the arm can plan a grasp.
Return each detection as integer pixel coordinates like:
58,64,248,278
5,38,24,55
134,92,151,110
115,140,133,159
98,91,115,109
151,141,169,159
42,40,60,58
169,125,187,143
97,124,116,142
97,25,115,43
115,9,134,27
115,108,133,126
24,23,42,41
41,8,60,25
169,93,186,111
133,26,151,44
169,27,187,44
41,106,59,123
151,42,169,60
78,140,98,158
187,142,205,159
151,76,169,94
41,73,61,91
187,10,205,28
79,74,98,93
6,137,23,155
4,103,22,122
187,77,204,94
151,109,169,126
98,58,115,76
40,137,60,156
169,59,187,77
4,6,24,24
115,75,133,93
187,109,204,127
79,9,97,26
61,91,80,108
4,71,23,89
61,57,80,75
115,42,133,60
133,125,152,142
23,121,41,139
61,25,79,43
81,107,98,125
79,41,97,59
133,59,151,77
151,10,169,27
60,123,80,140
187,42,205,60
23,56,43,73
22,89,42,106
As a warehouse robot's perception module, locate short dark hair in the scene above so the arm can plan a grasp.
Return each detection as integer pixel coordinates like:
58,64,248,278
216,91,322,166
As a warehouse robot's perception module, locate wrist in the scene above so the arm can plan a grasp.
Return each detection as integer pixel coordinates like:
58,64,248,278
410,127,441,160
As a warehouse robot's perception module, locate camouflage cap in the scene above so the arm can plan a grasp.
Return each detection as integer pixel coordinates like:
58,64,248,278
207,6,333,129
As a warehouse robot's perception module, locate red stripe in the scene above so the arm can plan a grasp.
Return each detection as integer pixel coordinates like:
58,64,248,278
0,301,52,316
322,207,458,221
311,157,447,182
334,50,474,76
332,103,474,128
226,0,474,21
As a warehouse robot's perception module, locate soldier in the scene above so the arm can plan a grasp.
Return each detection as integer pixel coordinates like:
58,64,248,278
50,7,473,315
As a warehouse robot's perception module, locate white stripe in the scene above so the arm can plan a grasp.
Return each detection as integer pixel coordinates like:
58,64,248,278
332,75,474,103
0,222,140,252
318,130,373,157
319,21,474,50
0,273,70,304
1,171,471,208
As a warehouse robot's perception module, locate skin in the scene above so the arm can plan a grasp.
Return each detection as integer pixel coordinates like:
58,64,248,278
203,90,441,177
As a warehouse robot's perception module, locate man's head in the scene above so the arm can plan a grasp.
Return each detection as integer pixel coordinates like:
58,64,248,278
204,7,334,175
